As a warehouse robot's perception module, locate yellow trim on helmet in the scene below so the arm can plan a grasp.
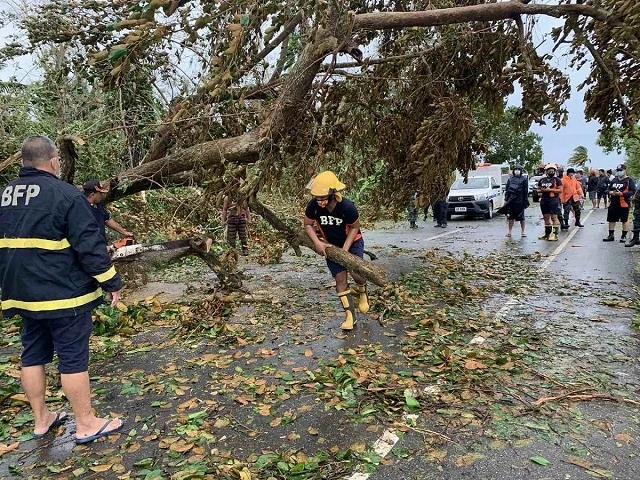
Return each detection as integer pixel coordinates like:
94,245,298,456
0,238,71,250
2,288,103,312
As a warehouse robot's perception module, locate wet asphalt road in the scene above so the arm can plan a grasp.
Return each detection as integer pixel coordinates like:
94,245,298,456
3,204,640,480
358,206,640,480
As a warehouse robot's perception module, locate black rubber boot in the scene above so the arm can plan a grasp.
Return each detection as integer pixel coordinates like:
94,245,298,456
625,233,640,247
620,234,628,243
603,234,615,242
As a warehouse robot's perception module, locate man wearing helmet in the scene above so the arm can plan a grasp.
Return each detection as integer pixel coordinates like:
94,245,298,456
304,171,369,331
604,164,636,242
503,165,529,237
537,164,563,241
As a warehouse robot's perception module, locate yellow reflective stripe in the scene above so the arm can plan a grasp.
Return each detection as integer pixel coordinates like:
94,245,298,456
2,289,103,312
93,266,116,283
0,238,71,250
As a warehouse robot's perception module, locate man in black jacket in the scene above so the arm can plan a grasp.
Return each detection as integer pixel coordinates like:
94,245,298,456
0,136,124,444
504,165,529,238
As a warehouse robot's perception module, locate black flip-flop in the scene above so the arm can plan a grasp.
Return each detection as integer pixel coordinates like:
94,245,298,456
33,411,68,439
75,418,125,444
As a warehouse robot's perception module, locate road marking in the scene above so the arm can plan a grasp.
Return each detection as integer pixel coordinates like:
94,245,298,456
539,209,594,270
424,229,459,242
346,211,593,479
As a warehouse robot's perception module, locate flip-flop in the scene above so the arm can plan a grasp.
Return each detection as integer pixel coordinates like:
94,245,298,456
33,411,68,439
521,233,527,237
75,418,125,444
505,233,511,238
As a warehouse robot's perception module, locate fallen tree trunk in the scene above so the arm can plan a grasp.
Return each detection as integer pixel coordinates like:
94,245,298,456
112,236,243,290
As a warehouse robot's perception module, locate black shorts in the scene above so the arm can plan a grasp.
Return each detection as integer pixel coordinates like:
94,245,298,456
507,203,525,221
327,238,364,277
597,191,608,199
607,205,630,223
540,197,560,216
21,312,93,374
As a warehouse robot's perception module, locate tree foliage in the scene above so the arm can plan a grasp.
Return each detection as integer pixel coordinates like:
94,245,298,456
1,0,639,216
568,145,590,169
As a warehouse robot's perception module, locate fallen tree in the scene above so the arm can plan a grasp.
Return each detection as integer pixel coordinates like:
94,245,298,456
2,0,639,282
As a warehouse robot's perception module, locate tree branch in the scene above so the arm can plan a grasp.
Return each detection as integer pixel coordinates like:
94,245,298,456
353,1,613,31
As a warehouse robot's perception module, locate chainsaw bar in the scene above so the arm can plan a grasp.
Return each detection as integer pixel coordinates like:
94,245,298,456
111,239,193,261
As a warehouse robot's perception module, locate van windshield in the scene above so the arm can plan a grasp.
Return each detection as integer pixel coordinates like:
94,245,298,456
452,178,489,190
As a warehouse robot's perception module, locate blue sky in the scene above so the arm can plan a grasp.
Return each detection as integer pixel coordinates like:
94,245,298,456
0,5,625,170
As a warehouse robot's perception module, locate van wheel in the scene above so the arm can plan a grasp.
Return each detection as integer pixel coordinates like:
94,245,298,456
484,203,493,220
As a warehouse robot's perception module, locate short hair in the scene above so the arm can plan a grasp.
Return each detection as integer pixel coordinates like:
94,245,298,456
599,169,605,172
607,169,612,174
21,136,57,166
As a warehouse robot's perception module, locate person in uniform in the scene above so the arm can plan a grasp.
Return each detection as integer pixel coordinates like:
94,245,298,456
303,171,369,331
0,136,124,443
537,163,563,241
503,164,529,238
604,164,636,243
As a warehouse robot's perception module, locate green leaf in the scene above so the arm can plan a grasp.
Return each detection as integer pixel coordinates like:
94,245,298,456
530,456,550,466
109,47,128,62
240,14,250,26
405,395,420,408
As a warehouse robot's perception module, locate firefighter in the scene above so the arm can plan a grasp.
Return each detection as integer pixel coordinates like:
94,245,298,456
604,164,636,242
0,136,124,443
303,171,369,331
537,163,563,241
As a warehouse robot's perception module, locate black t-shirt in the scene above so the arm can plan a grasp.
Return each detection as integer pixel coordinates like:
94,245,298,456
305,197,361,247
609,176,636,208
90,202,111,242
537,176,562,199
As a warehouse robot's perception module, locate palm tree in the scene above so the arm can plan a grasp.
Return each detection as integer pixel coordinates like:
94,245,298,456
568,146,590,169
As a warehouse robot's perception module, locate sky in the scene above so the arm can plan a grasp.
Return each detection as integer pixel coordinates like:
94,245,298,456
0,3,626,170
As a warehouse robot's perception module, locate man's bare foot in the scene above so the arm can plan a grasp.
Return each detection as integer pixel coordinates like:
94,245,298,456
33,411,67,436
75,417,123,440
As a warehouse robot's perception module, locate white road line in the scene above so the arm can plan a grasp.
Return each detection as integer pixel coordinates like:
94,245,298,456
539,209,594,270
424,229,459,242
345,210,594,480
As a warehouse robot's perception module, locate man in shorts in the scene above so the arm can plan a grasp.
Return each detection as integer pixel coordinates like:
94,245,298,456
304,171,369,331
0,136,124,443
604,164,636,242
503,164,529,237
537,163,563,241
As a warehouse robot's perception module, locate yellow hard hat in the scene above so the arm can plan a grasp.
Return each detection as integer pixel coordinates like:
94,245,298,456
309,171,346,196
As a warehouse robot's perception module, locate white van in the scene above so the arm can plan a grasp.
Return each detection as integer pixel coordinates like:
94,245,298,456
446,163,505,220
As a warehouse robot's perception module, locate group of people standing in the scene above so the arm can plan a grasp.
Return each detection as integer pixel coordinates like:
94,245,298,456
503,162,638,244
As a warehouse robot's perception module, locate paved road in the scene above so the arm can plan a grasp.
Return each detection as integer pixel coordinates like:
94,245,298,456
3,205,640,480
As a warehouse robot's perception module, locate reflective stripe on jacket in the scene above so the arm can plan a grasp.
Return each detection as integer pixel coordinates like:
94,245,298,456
0,167,122,319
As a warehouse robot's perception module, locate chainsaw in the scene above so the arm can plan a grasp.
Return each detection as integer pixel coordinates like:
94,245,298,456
110,237,194,261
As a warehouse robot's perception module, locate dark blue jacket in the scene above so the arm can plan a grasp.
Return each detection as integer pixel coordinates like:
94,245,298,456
0,167,122,319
